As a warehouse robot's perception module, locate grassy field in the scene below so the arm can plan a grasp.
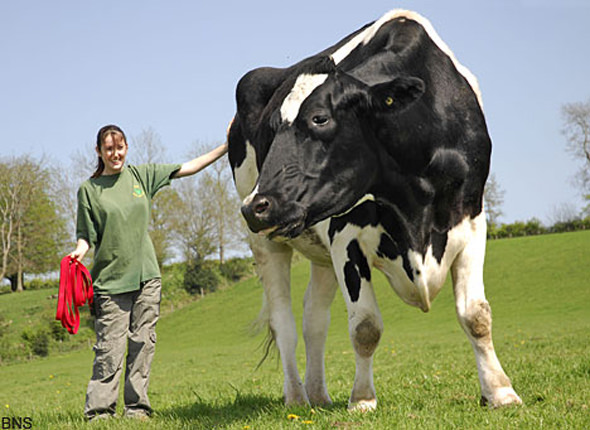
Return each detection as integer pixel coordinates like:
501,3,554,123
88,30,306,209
0,231,589,429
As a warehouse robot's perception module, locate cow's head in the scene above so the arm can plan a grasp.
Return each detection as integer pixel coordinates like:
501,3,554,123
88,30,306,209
241,64,425,238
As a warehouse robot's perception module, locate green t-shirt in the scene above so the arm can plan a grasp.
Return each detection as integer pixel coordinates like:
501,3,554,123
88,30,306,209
76,164,181,295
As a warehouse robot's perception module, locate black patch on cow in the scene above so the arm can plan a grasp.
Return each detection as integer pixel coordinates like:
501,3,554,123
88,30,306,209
431,231,448,264
343,261,361,302
425,149,469,231
228,114,246,173
344,240,371,302
376,233,399,260
402,254,415,282
374,232,414,281
328,202,380,243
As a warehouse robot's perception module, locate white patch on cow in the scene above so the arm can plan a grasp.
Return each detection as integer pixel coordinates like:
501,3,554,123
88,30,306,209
400,216,475,311
450,210,488,311
330,9,484,109
280,73,328,124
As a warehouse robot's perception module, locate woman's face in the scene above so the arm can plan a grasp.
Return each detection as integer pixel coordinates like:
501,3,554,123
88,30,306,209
97,133,128,175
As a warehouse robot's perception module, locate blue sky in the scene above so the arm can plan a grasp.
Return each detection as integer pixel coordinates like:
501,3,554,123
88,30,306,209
1,1,589,224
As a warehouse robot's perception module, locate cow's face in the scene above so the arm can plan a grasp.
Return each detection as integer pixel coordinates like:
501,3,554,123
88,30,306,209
242,70,425,238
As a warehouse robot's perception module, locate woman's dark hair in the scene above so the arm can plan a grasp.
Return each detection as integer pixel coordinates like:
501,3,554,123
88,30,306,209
91,124,128,178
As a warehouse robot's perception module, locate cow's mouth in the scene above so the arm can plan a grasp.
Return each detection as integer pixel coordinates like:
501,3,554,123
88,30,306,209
265,219,306,239
241,193,307,239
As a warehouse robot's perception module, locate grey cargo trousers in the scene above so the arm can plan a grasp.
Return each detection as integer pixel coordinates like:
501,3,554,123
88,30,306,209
84,278,161,419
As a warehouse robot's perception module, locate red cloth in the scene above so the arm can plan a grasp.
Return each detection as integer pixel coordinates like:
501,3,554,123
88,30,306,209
56,256,93,334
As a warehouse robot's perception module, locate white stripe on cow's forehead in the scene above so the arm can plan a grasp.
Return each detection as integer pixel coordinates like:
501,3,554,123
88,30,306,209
280,73,328,124
330,9,483,109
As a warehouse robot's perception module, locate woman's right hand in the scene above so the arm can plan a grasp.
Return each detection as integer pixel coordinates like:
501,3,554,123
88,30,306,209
69,239,90,262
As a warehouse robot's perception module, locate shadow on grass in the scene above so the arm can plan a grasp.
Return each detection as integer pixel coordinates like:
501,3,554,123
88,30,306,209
156,392,349,427
156,392,282,426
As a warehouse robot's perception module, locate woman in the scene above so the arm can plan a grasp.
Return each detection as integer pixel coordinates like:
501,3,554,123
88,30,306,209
69,124,227,421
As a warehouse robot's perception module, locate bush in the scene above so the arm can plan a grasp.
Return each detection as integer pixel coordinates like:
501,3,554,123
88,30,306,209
49,320,67,342
22,326,50,357
183,260,221,295
0,314,9,339
25,278,59,291
219,258,254,282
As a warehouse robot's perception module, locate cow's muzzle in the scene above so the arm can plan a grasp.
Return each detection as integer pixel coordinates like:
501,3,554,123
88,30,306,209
241,194,273,234
241,193,306,238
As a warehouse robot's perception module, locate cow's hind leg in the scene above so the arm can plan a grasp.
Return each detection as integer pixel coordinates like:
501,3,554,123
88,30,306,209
451,214,522,407
251,236,309,406
303,263,338,406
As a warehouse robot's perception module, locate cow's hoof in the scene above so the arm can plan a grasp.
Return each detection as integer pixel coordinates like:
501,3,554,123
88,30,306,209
285,391,310,407
348,399,377,413
308,393,333,407
305,382,332,406
481,387,522,408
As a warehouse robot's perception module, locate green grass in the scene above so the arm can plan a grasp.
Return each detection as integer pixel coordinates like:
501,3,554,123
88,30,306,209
0,231,589,429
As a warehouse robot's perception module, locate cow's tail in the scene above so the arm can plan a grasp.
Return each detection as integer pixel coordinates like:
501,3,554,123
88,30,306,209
251,290,277,369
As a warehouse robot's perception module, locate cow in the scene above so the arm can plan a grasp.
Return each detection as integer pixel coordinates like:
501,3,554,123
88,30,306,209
228,9,522,411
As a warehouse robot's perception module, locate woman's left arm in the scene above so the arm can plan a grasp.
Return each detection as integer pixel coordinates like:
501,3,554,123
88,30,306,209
173,142,228,178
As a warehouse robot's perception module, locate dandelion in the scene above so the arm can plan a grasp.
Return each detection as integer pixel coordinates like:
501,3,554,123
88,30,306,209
49,374,54,379
243,426,251,430
4,404,8,409
302,420,314,424
287,414,300,421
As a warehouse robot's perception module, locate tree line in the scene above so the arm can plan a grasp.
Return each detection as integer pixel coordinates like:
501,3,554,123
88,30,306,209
0,128,248,292
484,97,590,239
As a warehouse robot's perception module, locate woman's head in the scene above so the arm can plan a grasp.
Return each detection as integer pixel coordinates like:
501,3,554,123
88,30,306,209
92,125,128,178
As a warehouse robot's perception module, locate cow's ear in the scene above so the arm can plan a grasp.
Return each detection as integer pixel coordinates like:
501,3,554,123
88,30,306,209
370,76,425,112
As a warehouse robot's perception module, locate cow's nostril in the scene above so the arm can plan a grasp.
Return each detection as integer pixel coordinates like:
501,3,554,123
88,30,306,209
254,196,270,215
241,194,274,233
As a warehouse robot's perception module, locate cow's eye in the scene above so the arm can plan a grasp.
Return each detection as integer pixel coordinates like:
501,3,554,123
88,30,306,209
312,115,329,126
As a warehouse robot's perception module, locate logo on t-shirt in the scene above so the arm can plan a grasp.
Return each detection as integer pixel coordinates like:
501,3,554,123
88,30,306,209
133,184,145,198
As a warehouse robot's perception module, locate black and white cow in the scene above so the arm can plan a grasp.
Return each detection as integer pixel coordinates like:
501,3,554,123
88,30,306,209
228,9,521,411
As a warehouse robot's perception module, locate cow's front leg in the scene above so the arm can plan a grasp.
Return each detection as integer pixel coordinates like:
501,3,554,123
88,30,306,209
332,237,383,412
250,236,308,405
303,263,338,406
451,214,522,407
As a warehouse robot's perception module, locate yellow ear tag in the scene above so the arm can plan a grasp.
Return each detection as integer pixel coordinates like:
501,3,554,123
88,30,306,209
385,96,394,106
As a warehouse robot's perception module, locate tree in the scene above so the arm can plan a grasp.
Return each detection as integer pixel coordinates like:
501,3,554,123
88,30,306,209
561,99,590,208
54,146,96,245
548,202,580,226
0,156,67,291
169,178,216,263
130,127,168,167
484,173,505,227
193,146,246,264
0,161,17,282
149,187,183,267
